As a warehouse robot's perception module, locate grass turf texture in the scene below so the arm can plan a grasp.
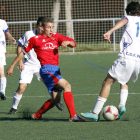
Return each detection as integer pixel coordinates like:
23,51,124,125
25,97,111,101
1,52,140,140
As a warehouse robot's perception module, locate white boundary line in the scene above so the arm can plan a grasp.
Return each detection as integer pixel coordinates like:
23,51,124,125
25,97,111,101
5,93,140,98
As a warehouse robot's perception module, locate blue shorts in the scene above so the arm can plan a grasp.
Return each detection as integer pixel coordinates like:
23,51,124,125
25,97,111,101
40,65,63,93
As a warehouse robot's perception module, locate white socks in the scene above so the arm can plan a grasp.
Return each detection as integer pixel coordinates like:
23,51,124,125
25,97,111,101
118,89,128,108
92,89,128,114
12,92,23,109
0,77,6,95
92,96,107,114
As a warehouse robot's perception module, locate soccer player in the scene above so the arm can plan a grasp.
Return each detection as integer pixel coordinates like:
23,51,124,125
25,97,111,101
0,19,16,100
81,1,140,121
8,17,64,114
7,17,85,122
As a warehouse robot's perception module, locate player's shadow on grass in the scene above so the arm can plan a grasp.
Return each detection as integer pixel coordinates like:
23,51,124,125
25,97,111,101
84,118,130,122
31,118,69,122
18,110,69,121
0,117,24,121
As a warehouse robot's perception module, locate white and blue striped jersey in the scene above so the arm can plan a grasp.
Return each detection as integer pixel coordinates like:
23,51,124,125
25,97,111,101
17,30,40,66
119,16,140,61
0,19,8,53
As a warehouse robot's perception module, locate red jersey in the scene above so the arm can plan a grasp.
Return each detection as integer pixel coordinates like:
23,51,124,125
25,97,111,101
23,33,77,66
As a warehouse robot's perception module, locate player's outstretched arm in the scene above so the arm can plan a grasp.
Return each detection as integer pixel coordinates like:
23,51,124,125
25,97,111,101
61,41,76,49
7,51,25,76
5,32,16,44
103,18,128,43
17,45,24,70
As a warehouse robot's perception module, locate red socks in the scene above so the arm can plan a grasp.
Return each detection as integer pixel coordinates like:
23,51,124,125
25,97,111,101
35,92,76,118
36,99,54,118
63,91,76,117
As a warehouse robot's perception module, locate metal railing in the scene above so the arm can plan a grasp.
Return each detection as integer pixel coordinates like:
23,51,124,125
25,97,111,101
7,18,122,53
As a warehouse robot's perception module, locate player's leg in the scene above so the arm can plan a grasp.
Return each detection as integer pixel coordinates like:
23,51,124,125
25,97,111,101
119,84,128,108
8,83,28,114
0,53,6,100
9,65,33,114
50,91,64,110
32,97,55,119
81,73,116,121
34,70,64,111
32,91,64,119
56,79,85,122
94,74,115,113
81,74,115,120
34,65,84,121
0,65,6,100
116,84,128,119
117,59,139,119
81,58,135,121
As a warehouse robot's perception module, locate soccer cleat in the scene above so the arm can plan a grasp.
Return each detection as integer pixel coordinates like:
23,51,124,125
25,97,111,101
8,108,17,114
69,114,85,122
0,92,6,100
80,111,99,121
117,106,126,119
31,113,42,120
55,102,64,111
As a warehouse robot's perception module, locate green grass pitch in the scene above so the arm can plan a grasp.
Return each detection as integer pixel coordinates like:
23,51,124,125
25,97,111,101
1,52,140,140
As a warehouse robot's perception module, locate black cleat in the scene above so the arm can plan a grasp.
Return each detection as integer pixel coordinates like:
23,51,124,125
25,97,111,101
55,102,64,111
0,92,6,100
8,108,17,114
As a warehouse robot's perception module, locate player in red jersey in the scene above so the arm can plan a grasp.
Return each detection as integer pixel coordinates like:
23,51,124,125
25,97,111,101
7,17,85,122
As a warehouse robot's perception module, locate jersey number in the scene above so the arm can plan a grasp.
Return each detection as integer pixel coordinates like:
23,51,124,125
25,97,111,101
136,22,139,37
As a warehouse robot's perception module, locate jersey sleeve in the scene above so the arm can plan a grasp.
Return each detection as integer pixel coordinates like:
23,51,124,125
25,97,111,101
3,20,8,33
17,33,26,47
122,16,129,24
57,33,77,48
18,31,32,47
23,37,35,54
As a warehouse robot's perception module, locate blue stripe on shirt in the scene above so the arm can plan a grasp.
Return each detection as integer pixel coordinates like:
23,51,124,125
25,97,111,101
4,29,8,33
17,41,24,47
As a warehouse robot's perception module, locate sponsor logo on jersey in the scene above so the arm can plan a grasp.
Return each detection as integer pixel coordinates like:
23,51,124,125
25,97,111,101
126,52,140,58
24,41,29,47
42,39,46,42
51,37,55,40
42,42,57,50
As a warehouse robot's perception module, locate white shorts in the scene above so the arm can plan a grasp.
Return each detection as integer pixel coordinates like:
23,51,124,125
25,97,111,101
19,65,41,84
0,53,6,66
108,57,140,85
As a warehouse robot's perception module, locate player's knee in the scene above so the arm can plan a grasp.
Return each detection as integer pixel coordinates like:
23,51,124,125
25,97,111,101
104,79,114,86
104,74,115,85
64,82,71,91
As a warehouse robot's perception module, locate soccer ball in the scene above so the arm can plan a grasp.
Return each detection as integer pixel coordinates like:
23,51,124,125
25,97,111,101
102,105,118,121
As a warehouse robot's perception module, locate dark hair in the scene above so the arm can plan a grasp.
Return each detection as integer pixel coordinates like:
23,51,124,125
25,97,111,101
41,17,54,27
125,1,140,15
37,17,45,26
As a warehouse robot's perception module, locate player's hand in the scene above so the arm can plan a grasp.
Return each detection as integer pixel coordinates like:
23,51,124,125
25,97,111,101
103,32,111,43
12,38,16,44
7,66,14,76
17,61,24,71
61,41,70,49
